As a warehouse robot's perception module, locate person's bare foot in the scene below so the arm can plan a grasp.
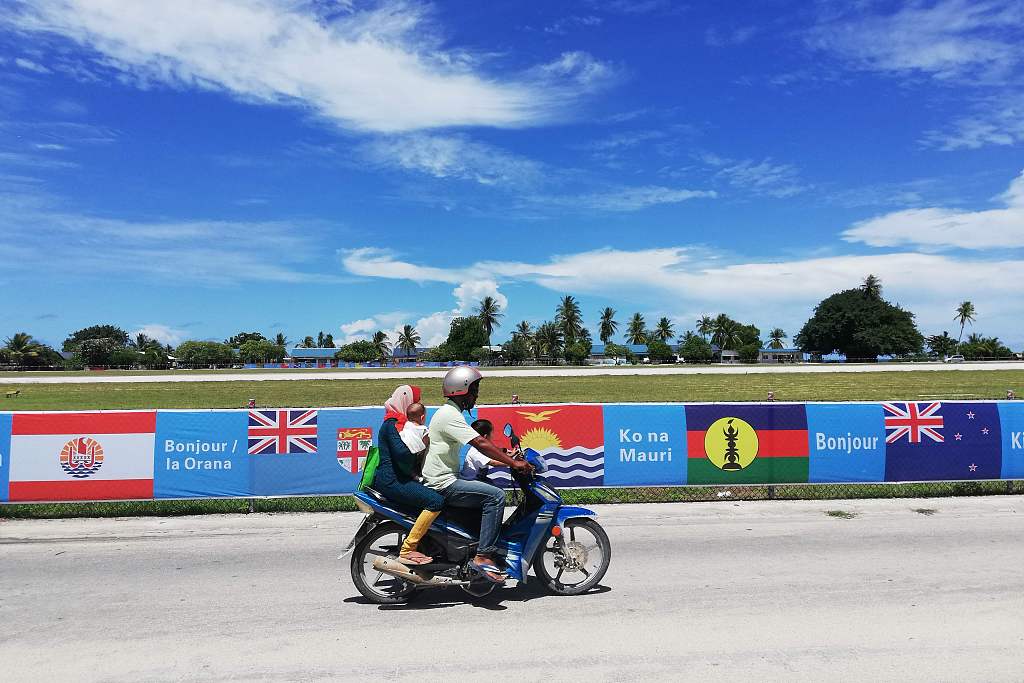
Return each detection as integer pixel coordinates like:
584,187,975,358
398,550,433,565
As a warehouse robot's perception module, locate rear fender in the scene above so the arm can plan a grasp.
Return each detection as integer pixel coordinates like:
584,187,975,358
337,514,381,559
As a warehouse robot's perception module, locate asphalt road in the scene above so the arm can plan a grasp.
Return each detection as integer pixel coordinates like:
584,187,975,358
2,496,1023,681
1,361,1022,384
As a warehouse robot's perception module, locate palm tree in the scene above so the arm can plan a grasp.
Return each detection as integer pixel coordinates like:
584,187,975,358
371,331,391,362
555,295,584,343
476,296,503,347
316,331,325,347
396,325,420,358
533,321,563,361
323,333,335,348
768,328,787,349
3,332,44,365
274,332,288,347
653,317,674,342
954,300,976,345
711,314,741,355
598,307,618,343
861,274,882,299
513,320,533,342
300,336,315,348
697,315,714,340
625,313,647,345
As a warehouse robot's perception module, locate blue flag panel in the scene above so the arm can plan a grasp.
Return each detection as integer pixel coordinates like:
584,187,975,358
807,404,886,483
603,404,687,486
0,413,10,502
998,403,1024,479
154,411,250,499
884,402,1002,481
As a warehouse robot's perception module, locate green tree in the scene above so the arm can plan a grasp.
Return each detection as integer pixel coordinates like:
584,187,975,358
954,300,976,345
738,343,761,363
768,328,787,349
396,325,421,357
711,315,741,353
174,341,236,367
299,336,315,348
334,340,378,363
603,342,636,364
239,339,285,363
2,332,61,367
646,339,673,363
556,295,584,344
653,317,675,342
439,317,489,361
323,333,335,348
225,331,266,348
533,321,563,361
926,331,957,358
63,324,129,352
795,287,924,359
274,332,288,347
959,334,1011,360
598,307,618,344
697,315,714,340
513,320,533,342
371,331,391,362
501,335,531,365
861,274,883,299
476,296,503,347
678,333,713,363
626,313,647,345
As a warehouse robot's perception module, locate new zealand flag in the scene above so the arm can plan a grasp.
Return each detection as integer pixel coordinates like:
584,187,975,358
884,402,1001,481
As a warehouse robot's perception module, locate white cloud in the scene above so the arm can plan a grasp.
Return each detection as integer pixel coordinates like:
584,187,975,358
14,57,51,73
534,186,715,211
843,169,1024,249
807,0,1024,82
8,0,612,133
132,323,187,346
453,279,507,315
699,153,806,198
921,93,1024,150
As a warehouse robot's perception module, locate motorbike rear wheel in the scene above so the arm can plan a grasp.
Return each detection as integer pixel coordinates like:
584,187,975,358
350,521,417,604
534,518,611,596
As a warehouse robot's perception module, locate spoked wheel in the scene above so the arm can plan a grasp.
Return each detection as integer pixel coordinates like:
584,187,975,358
350,521,416,604
534,518,611,595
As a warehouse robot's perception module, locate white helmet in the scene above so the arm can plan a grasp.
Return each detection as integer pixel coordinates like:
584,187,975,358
443,365,483,397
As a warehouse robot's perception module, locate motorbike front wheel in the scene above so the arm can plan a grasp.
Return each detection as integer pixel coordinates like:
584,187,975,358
350,521,417,604
534,517,611,595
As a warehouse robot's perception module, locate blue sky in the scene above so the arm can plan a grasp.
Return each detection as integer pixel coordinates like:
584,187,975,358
1,0,1023,350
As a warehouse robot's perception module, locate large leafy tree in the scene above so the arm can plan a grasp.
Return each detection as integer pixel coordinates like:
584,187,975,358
334,340,377,363
768,328,787,349
174,341,236,367
653,317,675,342
795,286,924,359
556,295,584,343
239,339,285,363
476,296,503,347
598,307,618,344
63,324,129,352
424,317,489,361
225,331,266,348
626,313,647,345
954,300,976,345
396,325,421,356
646,339,673,363
677,332,713,363
926,331,957,358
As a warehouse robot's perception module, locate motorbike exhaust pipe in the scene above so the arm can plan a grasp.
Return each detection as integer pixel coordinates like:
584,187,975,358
371,556,466,588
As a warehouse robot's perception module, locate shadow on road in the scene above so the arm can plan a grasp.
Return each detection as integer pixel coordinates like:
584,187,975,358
342,582,611,611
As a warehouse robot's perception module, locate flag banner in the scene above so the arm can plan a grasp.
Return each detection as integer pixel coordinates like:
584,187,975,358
477,405,604,487
249,408,380,496
686,404,809,484
0,414,10,502
603,404,687,486
1,401,1022,504
8,412,156,501
154,411,249,499
807,404,886,482
998,403,1024,479
884,402,1001,481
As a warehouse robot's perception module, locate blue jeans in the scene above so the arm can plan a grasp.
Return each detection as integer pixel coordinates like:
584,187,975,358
441,478,506,556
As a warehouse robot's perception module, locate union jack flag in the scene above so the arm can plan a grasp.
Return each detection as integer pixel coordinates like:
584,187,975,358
248,409,318,454
883,402,944,445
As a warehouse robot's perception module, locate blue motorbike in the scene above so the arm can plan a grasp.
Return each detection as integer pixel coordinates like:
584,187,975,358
342,423,611,603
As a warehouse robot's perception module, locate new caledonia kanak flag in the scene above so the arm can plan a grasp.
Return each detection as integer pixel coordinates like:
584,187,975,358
686,403,809,484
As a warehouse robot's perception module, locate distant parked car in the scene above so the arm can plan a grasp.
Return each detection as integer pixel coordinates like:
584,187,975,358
944,355,965,363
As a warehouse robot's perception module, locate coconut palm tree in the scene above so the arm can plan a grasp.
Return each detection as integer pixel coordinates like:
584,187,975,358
274,332,288,347
555,295,584,343
317,331,326,347
954,300,976,345
653,317,674,342
396,325,420,358
861,274,882,299
3,332,44,366
711,314,742,353
533,321,563,361
697,315,714,340
598,307,618,343
300,336,315,348
371,331,391,363
768,328,787,349
476,296,503,348
626,313,647,345
513,320,533,342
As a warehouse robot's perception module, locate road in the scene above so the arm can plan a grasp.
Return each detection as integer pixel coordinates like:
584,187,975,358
2,496,1023,681
1,361,1022,384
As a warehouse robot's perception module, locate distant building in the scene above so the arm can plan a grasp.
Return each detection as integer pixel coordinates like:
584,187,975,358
758,347,806,363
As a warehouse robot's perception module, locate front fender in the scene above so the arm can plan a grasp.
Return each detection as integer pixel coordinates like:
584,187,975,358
555,506,597,527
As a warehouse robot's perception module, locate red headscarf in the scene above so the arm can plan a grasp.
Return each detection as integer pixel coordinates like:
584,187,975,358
384,384,421,431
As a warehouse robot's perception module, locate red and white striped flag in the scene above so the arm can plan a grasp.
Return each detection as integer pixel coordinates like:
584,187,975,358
8,412,156,502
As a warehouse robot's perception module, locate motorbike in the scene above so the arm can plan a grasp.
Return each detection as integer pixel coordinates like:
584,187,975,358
342,423,611,604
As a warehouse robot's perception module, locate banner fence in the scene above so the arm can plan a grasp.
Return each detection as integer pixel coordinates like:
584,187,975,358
1,401,1022,504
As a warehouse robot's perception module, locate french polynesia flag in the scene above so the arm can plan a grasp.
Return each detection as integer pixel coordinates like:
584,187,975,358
9,412,156,502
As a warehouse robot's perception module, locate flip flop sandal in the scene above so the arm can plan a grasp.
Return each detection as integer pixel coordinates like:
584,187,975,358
398,552,434,565
469,560,507,584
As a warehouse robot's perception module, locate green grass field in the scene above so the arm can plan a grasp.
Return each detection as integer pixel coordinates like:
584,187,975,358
2,369,1022,518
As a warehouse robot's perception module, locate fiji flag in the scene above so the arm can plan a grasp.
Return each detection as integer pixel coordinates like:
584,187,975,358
884,402,1001,481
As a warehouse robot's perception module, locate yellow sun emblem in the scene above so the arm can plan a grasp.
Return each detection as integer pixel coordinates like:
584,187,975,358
520,428,562,451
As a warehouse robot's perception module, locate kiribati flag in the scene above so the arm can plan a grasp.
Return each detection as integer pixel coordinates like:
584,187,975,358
477,405,604,487
686,404,809,484
884,402,1001,481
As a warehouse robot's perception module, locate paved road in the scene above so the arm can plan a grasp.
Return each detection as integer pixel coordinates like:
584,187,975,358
2,361,1022,384
2,496,1022,681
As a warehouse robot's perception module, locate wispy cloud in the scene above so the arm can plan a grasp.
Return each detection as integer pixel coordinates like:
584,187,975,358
921,93,1024,150
6,0,616,133
544,15,603,36
699,153,806,198
705,25,758,47
843,169,1024,250
533,186,715,211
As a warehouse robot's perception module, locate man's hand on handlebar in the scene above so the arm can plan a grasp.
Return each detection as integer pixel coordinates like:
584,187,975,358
509,458,534,475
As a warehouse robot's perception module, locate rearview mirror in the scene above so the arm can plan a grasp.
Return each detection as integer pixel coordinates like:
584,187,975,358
503,423,520,448
503,423,514,438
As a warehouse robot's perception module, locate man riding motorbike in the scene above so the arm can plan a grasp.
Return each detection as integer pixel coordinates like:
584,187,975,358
420,366,533,582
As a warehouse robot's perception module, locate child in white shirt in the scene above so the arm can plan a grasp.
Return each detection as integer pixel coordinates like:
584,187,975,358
460,418,505,481
400,403,429,480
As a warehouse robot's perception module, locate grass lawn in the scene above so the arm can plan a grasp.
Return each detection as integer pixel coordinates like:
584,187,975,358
2,369,1023,411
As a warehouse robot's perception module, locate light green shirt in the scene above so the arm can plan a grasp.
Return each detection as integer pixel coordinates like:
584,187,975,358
422,400,480,491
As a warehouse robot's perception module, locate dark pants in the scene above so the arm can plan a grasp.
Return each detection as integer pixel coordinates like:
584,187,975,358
441,479,506,556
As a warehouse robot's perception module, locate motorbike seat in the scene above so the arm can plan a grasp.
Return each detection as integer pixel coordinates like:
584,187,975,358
364,486,428,518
